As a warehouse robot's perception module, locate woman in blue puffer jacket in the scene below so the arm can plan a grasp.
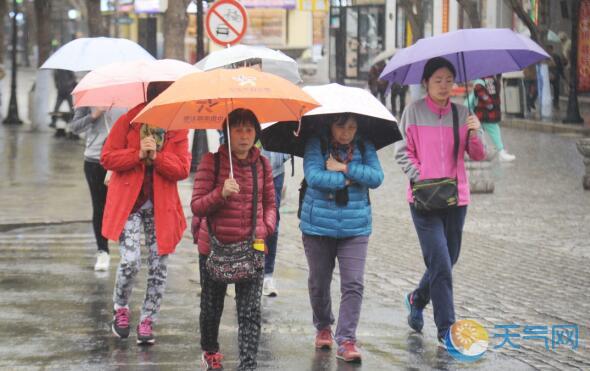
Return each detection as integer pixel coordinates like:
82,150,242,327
300,113,383,363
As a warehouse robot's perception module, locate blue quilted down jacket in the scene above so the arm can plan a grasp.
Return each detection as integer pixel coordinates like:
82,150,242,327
299,135,384,238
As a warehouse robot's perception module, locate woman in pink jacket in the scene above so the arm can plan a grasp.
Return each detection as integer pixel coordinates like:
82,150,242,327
393,57,486,347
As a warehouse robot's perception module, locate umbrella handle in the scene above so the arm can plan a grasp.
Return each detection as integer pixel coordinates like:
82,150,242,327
293,119,302,137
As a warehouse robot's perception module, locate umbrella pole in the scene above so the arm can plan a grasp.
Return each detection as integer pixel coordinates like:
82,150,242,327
224,100,234,178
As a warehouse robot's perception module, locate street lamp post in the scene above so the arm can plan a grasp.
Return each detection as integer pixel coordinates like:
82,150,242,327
3,0,22,125
563,0,584,124
191,0,208,172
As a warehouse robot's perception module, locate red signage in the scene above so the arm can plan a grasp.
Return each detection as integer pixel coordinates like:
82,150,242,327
206,0,248,46
578,0,590,92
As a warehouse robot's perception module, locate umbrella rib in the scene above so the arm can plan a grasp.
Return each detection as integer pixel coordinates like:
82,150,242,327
279,98,300,122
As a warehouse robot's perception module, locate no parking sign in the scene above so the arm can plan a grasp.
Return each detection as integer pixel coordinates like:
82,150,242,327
205,0,248,46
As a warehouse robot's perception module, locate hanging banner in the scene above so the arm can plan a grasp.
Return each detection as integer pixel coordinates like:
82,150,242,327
578,0,590,93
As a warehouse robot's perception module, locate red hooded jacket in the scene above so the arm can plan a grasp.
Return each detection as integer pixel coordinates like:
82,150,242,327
101,104,191,255
191,145,276,256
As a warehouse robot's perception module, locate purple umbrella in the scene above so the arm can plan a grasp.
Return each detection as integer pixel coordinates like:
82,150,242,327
379,28,549,85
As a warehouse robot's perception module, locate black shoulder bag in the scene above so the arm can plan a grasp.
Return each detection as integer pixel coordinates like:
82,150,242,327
411,104,460,212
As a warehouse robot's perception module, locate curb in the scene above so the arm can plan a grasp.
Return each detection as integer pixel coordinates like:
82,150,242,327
503,118,590,136
0,219,91,232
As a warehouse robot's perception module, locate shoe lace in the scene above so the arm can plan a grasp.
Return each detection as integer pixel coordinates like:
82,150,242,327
115,308,129,327
138,318,152,335
205,352,224,368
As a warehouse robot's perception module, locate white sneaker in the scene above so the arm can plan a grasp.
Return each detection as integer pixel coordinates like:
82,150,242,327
498,149,516,162
94,251,110,271
262,276,278,297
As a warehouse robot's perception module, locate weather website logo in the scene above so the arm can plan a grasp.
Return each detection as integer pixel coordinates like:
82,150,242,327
444,319,489,362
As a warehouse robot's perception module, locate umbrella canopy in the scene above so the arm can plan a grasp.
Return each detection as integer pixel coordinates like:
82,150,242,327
72,59,200,108
196,44,302,84
132,67,319,131
379,28,549,85
260,83,402,157
40,37,155,71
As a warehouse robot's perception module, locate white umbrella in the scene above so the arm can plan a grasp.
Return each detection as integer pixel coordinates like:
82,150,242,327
303,83,395,122
196,44,302,84
72,59,200,108
41,37,155,71
260,83,401,156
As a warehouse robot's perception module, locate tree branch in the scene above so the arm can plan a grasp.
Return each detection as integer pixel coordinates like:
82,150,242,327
456,0,481,28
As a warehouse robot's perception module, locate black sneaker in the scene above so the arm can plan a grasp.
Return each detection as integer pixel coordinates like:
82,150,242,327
112,307,130,338
404,293,424,332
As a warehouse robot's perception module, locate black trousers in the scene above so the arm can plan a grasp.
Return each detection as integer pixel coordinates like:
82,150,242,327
199,254,263,371
51,93,74,124
83,161,109,253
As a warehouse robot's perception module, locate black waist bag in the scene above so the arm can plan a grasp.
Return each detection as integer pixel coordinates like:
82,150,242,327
411,104,460,212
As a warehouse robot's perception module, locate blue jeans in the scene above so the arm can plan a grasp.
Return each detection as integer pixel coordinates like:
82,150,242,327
264,173,284,275
409,205,467,337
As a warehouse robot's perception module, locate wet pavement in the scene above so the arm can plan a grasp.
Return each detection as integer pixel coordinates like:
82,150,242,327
1,122,589,370
2,66,590,369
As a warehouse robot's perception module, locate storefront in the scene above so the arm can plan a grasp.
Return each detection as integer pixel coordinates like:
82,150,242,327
329,0,385,82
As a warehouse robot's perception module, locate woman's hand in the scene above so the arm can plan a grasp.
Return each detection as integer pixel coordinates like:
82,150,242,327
326,154,348,173
91,107,106,120
466,115,481,135
222,178,240,199
139,136,157,160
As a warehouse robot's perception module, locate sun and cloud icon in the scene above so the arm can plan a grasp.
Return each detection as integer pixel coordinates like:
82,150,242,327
445,319,489,362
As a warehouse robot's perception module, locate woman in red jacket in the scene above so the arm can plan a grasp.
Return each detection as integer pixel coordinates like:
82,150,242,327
192,108,276,371
100,82,191,345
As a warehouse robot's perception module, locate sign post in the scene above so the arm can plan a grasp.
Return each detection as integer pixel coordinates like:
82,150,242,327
205,0,248,46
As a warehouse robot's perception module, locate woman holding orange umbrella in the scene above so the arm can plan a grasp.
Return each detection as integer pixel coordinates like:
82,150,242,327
133,67,318,369
191,108,276,371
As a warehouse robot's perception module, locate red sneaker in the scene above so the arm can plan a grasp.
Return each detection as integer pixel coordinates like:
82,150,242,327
336,340,362,362
201,351,224,370
315,327,333,349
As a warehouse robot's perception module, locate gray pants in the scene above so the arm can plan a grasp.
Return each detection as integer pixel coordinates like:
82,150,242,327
113,208,169,321
302,234,369,345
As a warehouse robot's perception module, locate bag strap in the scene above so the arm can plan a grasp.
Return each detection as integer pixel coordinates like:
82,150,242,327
250,161,259,241
451,103,461,181
207,152,259,241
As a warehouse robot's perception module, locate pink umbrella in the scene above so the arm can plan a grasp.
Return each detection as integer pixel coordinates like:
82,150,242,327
72,59,200,108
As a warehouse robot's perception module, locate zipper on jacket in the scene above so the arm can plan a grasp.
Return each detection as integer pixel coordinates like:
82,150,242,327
439,113,446,175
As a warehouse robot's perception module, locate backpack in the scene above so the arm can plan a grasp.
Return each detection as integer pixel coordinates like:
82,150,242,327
297,138,368,219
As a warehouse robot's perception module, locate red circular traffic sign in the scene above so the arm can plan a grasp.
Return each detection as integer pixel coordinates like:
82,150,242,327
205,0,248,46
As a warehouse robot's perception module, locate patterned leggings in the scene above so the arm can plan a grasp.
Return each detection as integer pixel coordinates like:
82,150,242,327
199,254,263,371
113,208,169,321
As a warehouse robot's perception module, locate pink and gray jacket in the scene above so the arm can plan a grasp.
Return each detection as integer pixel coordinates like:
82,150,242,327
394,95,486,206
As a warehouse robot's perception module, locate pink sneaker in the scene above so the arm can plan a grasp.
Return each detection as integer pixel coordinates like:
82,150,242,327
201,351,224,370
136,317,155,345
336,340,362,362
112,307,130,338
315,327,333,349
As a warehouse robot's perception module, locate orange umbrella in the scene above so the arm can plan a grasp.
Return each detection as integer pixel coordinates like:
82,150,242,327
132,67,319,176
132,67,319,130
